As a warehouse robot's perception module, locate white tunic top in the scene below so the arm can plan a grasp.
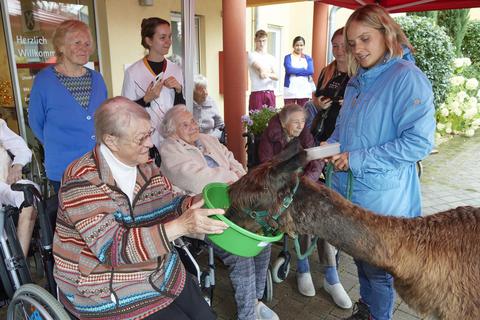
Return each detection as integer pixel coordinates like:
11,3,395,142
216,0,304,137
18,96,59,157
122,57,184,148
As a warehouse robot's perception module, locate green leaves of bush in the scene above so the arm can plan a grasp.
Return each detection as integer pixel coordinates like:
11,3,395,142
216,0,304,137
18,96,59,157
462,20,480,65
396,16,455,107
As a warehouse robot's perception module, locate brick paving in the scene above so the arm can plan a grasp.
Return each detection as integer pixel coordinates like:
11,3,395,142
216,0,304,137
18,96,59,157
212,132,480,320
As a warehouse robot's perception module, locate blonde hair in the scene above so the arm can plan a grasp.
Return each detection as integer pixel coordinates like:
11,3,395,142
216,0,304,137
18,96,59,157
95,97,150,144
344,4,413,75
52,20,93,62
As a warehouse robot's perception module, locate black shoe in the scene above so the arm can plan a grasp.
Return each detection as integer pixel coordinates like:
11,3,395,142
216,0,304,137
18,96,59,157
344,301,371,320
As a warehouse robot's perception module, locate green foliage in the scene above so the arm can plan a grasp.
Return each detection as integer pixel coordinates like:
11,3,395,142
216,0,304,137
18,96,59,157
406,11,438,21
241,107,278,136
462,20,480,64
437,9,470,56
396,16,455,107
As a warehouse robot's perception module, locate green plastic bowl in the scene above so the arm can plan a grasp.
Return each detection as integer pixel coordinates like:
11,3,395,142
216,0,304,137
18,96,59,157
202,182,283,257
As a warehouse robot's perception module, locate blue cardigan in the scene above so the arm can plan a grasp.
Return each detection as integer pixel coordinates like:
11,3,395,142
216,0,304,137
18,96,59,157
283,53,314,88
28,66,108,181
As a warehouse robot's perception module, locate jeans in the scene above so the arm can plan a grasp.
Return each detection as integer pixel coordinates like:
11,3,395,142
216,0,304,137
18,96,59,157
297,236,338,273
355,259,395,320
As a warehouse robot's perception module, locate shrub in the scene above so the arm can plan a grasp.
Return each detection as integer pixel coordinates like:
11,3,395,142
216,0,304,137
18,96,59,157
396,16,455,107
462,20,480,64
437,9,470,56
436,57,480,140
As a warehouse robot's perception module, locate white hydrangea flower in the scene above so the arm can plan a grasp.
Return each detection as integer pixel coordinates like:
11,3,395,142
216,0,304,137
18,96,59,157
451,100,461,109
456,91,467,103
465,128,475,137
450,76,465,86
464,108,477,119
436,123,446,130
453,58,464,68
463,58,472,66
466,78,479,90
453,107,463,116
446,127,452,134
469,97,478,108
472,118,480,126
440,108,449,117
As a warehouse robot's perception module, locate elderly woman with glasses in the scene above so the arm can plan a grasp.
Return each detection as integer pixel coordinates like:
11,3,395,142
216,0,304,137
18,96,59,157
159,105,279,320
53,97,227,320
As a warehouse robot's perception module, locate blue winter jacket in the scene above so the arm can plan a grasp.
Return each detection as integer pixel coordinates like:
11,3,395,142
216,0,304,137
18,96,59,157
28,66,108,181
327,56,435,217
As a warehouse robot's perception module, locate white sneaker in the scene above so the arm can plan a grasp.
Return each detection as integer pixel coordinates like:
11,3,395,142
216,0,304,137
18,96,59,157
323,278,352,309
255,301,279,320
296,272,316,297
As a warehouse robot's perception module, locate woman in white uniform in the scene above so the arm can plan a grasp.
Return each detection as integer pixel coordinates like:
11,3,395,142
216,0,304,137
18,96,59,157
122,17,185,149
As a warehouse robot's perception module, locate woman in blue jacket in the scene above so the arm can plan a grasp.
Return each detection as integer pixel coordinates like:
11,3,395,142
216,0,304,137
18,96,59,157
29,20,107,192
283,36,314,107
326,5,435,320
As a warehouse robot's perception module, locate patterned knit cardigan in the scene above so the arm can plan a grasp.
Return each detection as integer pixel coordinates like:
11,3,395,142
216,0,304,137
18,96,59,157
53,145,193,319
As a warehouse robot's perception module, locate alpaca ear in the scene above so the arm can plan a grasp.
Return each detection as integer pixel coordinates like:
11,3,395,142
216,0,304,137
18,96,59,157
272,138,308,174
275,138,303,162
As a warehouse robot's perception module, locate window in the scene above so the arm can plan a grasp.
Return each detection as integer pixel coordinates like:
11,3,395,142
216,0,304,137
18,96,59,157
170,12,200,74
266,24,282,93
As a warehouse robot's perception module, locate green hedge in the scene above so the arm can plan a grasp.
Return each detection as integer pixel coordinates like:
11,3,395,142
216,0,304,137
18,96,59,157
396,16,455,107
462,20,480,64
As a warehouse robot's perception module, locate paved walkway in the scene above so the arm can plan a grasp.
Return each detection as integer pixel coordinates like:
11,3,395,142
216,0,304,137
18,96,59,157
212,132,480,320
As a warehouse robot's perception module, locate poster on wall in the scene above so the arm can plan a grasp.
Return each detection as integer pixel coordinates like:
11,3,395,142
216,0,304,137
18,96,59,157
6,0,98,106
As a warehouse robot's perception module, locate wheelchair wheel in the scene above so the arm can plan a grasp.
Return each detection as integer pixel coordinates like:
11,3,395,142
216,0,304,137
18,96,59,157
271,256,290,284
7,283,70,320
263,267,273,303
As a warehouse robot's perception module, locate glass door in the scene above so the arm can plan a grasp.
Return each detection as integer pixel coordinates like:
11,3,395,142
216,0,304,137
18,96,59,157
1,0,98,140
0,9,18,133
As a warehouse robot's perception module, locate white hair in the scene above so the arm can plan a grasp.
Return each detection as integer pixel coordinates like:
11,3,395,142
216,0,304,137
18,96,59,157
160,104,189,138
193,74,208,88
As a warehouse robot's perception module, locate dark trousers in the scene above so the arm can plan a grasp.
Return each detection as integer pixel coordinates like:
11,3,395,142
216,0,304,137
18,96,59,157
144,274,216,320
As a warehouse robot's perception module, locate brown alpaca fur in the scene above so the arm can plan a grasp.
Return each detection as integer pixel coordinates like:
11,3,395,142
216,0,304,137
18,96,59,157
227,140,480,320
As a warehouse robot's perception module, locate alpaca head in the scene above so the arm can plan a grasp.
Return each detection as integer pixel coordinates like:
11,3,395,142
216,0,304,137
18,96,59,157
227,139,307,236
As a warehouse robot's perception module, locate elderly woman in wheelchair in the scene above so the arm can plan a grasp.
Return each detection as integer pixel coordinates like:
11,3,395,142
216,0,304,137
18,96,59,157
53,97,228,320
158,105,279,320
0,119,37,258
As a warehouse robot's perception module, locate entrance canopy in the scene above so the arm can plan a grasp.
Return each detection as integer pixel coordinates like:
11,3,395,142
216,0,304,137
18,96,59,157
315,0,480,13
247,0,480,12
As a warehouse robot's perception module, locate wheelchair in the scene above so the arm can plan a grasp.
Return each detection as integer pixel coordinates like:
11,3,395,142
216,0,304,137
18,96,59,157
175,237,216,306
0,182,70,319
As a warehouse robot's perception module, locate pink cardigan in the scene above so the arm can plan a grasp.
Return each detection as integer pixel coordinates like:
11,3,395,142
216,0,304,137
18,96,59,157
159,133,246,194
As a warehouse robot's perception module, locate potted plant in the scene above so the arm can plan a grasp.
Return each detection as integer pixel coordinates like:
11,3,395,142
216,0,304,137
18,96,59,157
241,106,278,168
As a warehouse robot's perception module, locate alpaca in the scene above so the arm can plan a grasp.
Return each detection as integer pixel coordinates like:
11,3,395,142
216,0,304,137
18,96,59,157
226,140,480,320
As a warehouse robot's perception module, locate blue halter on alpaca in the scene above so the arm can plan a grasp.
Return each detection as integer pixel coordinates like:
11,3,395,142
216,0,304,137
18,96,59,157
242,172,301,236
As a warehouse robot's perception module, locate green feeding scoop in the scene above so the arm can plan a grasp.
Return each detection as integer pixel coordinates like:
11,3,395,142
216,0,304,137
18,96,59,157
202,182,284,257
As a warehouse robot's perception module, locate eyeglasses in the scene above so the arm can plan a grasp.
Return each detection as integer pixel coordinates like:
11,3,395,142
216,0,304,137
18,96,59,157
130,127,155,145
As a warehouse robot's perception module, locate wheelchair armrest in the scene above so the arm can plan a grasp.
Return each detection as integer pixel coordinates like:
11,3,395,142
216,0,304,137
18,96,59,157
10,183,42,207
